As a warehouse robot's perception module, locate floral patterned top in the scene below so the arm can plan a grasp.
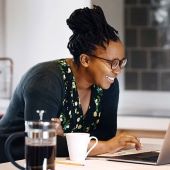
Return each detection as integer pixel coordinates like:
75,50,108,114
57,59,103,133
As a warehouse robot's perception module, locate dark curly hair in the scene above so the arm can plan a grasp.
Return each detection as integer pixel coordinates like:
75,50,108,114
66,5,120,65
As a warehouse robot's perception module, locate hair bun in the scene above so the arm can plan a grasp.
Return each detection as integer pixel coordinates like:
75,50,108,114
66,5,120,65
66,7,94,34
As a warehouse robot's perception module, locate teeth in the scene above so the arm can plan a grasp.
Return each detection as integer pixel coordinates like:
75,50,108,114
106,76,115,81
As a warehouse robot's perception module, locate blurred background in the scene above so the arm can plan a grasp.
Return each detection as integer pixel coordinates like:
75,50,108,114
0,0,170,123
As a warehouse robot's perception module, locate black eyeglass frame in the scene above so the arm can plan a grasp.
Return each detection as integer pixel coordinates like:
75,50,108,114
90,54,127,70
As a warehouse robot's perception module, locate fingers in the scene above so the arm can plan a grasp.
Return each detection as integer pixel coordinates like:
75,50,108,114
51,118,64,136
127,136,141,150
135,137,141,150
118,133,142,150
51,118,61,124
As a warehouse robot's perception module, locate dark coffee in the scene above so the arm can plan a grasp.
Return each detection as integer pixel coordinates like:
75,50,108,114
25,144,56,170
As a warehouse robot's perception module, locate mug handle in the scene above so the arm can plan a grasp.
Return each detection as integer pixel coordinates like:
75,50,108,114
5,132,26,170
86,136,98,157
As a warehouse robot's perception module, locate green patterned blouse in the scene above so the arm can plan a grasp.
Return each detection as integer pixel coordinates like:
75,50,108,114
57,59,103,133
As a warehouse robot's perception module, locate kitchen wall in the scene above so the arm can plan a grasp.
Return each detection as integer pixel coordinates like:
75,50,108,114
0,0,5,55
1,0,124,91
3,0,92,90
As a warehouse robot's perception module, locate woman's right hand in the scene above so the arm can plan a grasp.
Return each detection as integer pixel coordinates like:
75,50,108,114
107,132,142,153
88,132,141,156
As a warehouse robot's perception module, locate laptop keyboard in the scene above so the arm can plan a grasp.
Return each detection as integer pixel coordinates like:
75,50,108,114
112,151,159,163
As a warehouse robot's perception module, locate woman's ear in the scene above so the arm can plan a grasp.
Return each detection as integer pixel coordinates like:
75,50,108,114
79,54,90,67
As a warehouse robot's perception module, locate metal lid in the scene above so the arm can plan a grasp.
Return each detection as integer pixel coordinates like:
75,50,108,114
25,121,56,139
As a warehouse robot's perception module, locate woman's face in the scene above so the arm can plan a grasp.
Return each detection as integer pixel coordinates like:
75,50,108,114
87,40,125,89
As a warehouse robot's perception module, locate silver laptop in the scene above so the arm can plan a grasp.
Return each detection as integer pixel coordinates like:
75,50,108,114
101,123,170,165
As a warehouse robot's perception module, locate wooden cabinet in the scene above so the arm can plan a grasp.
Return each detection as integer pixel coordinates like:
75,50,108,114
117,129,166,138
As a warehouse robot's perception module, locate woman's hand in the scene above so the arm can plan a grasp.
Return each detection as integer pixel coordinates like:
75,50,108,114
51,118,64,136
88,132,141,156
107,132,142,153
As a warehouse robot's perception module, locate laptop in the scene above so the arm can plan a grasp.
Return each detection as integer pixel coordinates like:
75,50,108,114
98,123,170,165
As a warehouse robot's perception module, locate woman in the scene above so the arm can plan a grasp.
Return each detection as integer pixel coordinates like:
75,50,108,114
0,5,141,156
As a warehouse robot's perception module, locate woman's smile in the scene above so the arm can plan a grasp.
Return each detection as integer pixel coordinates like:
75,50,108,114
105,75,115,83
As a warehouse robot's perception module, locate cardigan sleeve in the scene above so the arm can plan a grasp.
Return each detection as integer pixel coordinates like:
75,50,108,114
0,61,68,159
22,62,65,121
0,61,65,131
22,62,70,156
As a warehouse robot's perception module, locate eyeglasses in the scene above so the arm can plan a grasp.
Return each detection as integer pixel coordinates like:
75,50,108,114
91,55,127,70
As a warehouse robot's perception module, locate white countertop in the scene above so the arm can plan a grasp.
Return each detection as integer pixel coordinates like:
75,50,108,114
1,138,169,169
1,156,170,170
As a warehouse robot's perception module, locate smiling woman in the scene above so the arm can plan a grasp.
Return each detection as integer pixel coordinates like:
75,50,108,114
0,4,141,161
83,40,125,89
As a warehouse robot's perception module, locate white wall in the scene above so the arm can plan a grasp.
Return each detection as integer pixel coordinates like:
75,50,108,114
5,0,91,90
0,0,5,55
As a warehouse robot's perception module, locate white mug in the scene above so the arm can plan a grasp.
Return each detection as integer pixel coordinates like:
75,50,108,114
66,133,98,163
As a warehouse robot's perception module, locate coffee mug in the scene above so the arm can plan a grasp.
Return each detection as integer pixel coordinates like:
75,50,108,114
5,121,56,170
66,133,98,163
